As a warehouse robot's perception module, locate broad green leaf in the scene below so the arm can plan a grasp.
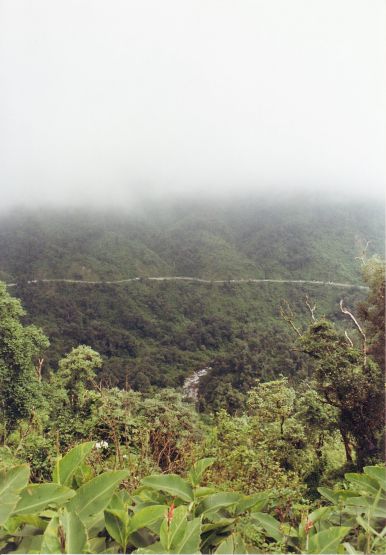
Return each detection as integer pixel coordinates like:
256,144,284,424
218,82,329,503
236,493,269,515
215,533,247,554
3,514,47,535
60,509,87,553
52,442,94,487
40,516,61,554
105,509,130,549
308,506,333,523
318,487,355,505
364,466,386,490
129,505,166,535
342,542,360,554
0,465,30,525
299,507,332,539
13,534,42,553
129,528,158,549
160,506,187,551
201,529,226,553
72,463,94,488
105,541,122,553
13,483,75,515
252,512,283,542
193,486,217,498
108,491,130,511
67,470,128,521
232,532,248,554
215,535,235,554
356,515,378,536
345,494,386,519
196,492,241,515
202,518,235,533
83,511,105,539
88,536,106,553
173,516,202,554
345,473,380,496
308,526,351,554
188,458,215,486
318,487,341,504
135,540,166,553
141,474,194,502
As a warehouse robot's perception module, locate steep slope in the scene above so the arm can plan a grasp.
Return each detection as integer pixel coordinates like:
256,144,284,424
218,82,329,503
0,196,383,395
0,196,383,283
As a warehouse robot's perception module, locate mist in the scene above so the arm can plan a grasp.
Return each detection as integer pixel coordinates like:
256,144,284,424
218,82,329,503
0,0,385,210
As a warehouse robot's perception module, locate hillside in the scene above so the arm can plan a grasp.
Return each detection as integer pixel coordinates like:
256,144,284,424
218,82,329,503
1,198,385,555
0,196,383,283
0,196,383,407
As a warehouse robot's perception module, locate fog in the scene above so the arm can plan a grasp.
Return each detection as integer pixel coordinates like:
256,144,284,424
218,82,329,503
0,0,385,210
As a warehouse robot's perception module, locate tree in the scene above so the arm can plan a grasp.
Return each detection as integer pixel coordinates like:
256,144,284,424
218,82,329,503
300,319,383,468
247,378,311,474
357,258,385,371
0,282,49,438
57,345,102,410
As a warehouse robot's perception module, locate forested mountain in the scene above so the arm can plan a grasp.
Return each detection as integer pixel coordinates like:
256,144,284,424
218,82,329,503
0,197,385,554
0,196,383,283
0,196,383,406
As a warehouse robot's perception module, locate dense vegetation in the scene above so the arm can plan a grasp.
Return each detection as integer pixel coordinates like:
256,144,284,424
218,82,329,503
0,200,384,553
0,197,382,400
1,446,385,554
0,197,383,284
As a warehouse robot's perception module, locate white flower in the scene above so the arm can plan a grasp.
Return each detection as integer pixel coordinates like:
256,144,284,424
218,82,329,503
95,440,109,450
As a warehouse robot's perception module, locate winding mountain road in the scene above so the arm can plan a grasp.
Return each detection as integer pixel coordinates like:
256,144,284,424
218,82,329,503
5,276,369,290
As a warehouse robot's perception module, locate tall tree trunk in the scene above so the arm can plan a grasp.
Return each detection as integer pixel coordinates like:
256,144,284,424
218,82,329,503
340,427,353,463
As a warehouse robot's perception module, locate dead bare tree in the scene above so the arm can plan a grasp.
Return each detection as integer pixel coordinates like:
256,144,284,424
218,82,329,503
35,358,44,382
279,300,302,337
340,299,367,364
344,330,354,347
355,239,371,266
305,295,317,322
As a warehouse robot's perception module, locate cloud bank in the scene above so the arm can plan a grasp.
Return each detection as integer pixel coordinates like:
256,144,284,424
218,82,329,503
0,0,385,208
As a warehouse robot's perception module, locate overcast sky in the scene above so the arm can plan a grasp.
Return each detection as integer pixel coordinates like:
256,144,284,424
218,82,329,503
0,0,385,208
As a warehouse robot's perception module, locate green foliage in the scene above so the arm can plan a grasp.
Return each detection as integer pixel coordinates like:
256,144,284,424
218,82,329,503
14,483,75,515
0,465,29,525
67,470,129,521
300,319,384,467
1,206,385,553
0,282,49,437
198,333,307,414
202,379,325,499
0,444,247,553
318,466,386,554
2,198,381,393
357,258,385,371
52,441,95,486
1,441,384,554
252,465,386,554
141,474,194,502
57,346,102,410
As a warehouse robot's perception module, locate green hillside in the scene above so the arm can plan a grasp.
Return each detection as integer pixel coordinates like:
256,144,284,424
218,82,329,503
0,201,384,555
0,196,383,283
0,196,383,405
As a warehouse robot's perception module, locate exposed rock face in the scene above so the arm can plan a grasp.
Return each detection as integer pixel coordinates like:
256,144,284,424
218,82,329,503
183,367,210,400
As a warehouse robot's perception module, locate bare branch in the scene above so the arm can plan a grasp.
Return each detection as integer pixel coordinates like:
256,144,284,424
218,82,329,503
280,300,302,337
340,299,367,364
35,358,44,382
305,295,317,322
344,330,354,347
355,240,371,266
